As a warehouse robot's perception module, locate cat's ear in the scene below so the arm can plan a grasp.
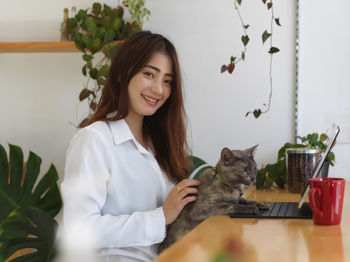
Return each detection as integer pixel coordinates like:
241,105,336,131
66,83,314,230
221,147,233,163
245,144,258,157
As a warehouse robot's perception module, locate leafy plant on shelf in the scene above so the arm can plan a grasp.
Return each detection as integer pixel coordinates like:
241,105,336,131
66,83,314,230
66,1,150,112
256,132,335,190
0,144,62,261
220,0,281,119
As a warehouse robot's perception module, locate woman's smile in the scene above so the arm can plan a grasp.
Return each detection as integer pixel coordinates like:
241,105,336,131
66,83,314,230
141,94,159,106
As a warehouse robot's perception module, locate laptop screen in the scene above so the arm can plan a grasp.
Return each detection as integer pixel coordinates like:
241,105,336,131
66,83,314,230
298,124,340,208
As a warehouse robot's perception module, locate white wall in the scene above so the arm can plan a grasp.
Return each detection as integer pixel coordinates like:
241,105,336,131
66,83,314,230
1,0,296,187
298,0,350,180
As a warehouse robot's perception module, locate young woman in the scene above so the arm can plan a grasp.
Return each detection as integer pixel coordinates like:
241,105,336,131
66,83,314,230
61,31,199,261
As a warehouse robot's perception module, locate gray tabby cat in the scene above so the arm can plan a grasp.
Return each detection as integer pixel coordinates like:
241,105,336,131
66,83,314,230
158,145,269,253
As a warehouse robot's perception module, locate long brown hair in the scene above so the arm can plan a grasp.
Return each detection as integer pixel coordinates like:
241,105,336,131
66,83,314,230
80,31,189,182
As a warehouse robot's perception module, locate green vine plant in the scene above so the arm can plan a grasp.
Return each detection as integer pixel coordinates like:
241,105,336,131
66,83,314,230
66,1,150,113
221,0,281,119
123,0,151,27
220,0,249,75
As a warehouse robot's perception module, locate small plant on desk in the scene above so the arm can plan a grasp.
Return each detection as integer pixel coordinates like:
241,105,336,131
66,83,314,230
256,132,335,190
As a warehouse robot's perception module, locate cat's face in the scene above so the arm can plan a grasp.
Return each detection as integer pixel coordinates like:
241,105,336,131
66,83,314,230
216,146,258,186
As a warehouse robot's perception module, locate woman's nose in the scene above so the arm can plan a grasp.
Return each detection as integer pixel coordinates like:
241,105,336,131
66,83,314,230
151,80,163,96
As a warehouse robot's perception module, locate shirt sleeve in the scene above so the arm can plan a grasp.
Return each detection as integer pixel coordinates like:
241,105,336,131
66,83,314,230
61,127,167,248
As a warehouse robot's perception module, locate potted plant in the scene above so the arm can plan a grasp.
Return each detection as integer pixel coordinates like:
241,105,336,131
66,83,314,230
256,132,335,190
66,1,150,112
0,144,62,261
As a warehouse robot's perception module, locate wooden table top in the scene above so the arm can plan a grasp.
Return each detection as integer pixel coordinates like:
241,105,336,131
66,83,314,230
155,182,350,262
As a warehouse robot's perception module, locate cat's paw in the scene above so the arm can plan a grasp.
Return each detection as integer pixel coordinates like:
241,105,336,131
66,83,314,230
246,205,259,214
257,201,270,210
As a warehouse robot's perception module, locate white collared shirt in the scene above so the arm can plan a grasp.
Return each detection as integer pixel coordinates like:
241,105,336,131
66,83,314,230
61,119,175,261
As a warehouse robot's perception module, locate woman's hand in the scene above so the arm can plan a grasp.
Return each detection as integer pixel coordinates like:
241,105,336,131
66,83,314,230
162,179,200,225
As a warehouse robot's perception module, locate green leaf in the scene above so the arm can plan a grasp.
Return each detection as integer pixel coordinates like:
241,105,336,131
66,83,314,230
97,77,106,87
212,252,232,262
256,169,267,189
76,9,87,21
89,68,99,79
97,65,110,78
82,54,93,62
0,144,62,224
0,207,58,261
104,29,116,44
111,43,121,60
320,133,328,142
261,0,267,3
241,35,249,46
266,164,283,180
268,47,280,54
103,4,113,16
82,64,87,76
253,109,262,118
74,33,85,52
82,34,93,48
230,56,236,63
236,0,242,5
86,16,97,37
102,16,112,29
91,38,102,54
92,2,102,15
96,27,106,39
188,156,207,174
308,133,318,146
0,145,9,190
79,88,92,101
327,152,335,165
111,17,123,32
262,30,272,44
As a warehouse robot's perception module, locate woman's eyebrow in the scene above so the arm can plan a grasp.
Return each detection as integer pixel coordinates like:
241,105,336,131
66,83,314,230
144,64,174,77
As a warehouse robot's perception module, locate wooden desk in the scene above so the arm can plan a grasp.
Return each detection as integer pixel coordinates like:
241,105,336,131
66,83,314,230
155,182,350,262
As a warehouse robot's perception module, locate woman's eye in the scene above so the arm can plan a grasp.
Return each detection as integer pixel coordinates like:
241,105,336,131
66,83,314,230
164,79,173,86
144,72,153,78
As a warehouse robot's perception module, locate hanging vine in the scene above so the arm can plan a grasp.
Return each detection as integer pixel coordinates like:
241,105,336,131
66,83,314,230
221,0,281,119
220,0,249,74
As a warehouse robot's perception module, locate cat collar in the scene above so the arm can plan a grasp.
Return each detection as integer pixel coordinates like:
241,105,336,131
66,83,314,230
211,167,232,188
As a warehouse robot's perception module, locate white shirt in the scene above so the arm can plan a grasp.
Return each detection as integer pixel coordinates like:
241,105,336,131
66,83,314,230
61,119,175,261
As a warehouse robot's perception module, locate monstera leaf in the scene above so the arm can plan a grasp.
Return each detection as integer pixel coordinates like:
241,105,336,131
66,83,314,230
0,144,62,222
0,144,62,260
0,207,58,261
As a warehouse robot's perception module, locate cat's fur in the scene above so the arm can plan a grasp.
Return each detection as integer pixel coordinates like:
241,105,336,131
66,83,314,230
158,145,269,253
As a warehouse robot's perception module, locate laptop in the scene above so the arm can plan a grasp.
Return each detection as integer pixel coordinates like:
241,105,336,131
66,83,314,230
230,124,340,219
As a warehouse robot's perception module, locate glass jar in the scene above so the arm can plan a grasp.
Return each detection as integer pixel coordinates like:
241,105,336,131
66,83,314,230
286,148,321,194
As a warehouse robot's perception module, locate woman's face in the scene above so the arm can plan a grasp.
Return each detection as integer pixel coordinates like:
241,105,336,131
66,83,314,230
127,52,173,120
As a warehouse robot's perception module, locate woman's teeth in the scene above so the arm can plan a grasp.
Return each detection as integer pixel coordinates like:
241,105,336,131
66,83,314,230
142,94,157,103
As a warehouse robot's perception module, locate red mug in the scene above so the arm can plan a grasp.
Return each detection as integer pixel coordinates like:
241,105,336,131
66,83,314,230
309,177,345,225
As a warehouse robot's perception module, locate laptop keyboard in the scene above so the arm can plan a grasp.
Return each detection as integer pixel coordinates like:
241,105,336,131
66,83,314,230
230,202,313,219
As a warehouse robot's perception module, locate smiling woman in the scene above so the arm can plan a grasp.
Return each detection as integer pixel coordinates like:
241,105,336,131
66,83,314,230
127,53,173,124
61,31,200,262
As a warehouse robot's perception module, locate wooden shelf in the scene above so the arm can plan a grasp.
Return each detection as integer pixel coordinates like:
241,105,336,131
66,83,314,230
0,41,78,53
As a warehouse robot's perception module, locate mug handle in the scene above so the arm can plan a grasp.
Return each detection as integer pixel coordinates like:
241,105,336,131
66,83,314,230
310,187,323,218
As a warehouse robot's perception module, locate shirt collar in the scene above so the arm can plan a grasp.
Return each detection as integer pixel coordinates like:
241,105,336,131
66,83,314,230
108,119,151,156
